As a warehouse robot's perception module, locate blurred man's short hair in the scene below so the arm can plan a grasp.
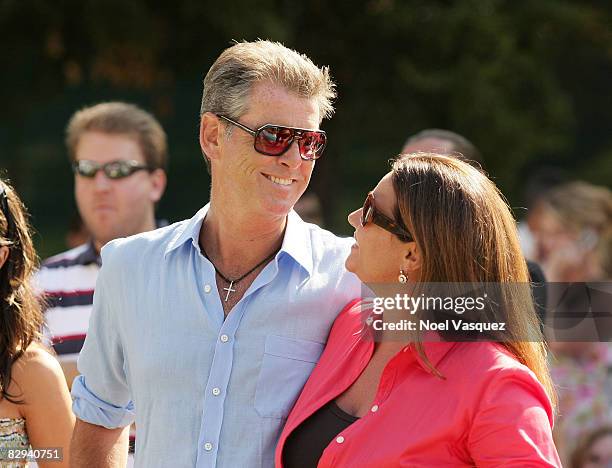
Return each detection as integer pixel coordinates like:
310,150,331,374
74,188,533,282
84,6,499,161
402,128,483,166
66,102,167,170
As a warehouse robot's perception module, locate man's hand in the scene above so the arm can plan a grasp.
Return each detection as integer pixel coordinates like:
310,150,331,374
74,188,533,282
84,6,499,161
70,419,129,468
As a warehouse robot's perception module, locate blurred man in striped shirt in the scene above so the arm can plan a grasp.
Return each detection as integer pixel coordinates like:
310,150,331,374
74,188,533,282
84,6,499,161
35,102,167,462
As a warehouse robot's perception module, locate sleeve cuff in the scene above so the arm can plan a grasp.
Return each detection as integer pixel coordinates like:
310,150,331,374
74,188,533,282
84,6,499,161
71,375,135,429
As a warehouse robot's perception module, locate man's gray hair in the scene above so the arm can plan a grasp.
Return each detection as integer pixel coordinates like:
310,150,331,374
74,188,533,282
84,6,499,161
200,40,336,123
199,40,336,174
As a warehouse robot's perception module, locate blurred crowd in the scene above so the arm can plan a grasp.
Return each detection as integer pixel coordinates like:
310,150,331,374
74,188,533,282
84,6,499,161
525,178,612,466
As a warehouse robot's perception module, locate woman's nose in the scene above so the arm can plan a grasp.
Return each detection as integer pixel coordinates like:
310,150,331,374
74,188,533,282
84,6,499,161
348,208,361,228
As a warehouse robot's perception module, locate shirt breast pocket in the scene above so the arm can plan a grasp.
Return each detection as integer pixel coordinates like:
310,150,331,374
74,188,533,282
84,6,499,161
254,334,324,419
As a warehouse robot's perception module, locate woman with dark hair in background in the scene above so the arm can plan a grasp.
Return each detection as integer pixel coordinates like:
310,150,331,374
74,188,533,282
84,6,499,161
276,154,560,467
0,179,74,467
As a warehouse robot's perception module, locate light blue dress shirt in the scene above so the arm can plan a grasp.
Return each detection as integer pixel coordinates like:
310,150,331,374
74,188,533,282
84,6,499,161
72,205,361,468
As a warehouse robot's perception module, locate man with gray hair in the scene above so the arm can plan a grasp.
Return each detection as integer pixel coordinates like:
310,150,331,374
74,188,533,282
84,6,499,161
70,40,359,467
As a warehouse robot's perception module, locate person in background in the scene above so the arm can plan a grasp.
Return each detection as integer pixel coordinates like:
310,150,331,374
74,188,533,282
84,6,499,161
277,154,560,467
36,101,168,387
570,426,612,468
529,181,611,283
401,128,483,166
34,102,168,465
529,181,612,465
0,179,74,467
521,167,568,259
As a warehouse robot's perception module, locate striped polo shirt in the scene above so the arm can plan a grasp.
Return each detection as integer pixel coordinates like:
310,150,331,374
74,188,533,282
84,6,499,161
36,242,100,362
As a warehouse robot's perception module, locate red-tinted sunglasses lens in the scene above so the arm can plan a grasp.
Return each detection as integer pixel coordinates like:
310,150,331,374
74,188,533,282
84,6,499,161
297,132,327,160
256,126,294,155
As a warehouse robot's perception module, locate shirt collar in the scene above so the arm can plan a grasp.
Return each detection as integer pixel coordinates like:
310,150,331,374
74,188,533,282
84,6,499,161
164,205,208,257
74,241,100,266
279,210,313,277
163,206,314,277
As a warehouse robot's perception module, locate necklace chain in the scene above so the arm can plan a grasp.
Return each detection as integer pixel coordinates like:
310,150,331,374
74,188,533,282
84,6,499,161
201,245,277,301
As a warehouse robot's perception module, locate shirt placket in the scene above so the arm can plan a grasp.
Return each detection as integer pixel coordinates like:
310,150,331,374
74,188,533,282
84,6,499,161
194,257,278,468
193,255,251,468
195,297,246,468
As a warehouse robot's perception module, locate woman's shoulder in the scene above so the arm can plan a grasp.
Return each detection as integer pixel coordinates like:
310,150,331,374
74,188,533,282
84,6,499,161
450,341,528,372
446,342,548,402
330,298,368,332
11,343,66,397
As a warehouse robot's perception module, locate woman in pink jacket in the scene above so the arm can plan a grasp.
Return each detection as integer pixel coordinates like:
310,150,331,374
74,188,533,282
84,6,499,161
276,153,561,467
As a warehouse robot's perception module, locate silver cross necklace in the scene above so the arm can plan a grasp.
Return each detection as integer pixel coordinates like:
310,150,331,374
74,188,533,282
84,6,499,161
201,247,277,302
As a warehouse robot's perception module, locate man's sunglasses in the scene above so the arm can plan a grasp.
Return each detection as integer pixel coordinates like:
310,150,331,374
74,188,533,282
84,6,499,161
362,192,413,242
72,160,152,179
217,114,327,161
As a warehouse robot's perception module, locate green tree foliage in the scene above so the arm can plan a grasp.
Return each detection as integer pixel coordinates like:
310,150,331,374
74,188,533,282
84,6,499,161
0,0,610,256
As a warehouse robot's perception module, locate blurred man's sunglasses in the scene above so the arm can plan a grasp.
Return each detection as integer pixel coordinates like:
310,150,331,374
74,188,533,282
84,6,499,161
72,160,152,179
361,192,413,242
216,114,327,161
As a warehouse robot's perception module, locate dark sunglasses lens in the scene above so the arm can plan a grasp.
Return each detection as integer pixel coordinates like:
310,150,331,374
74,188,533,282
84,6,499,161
255,126,293,155
104,161,132,179
298,132,326,160
75,161,99,177
361,196,372,226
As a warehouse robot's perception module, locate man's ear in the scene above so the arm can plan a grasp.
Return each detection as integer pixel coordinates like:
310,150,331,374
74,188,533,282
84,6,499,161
199,113,224,165
148,169,167,203
0,246,9,270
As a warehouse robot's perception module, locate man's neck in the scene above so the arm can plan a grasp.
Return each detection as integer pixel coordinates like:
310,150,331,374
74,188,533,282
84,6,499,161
93,215,157,254
199,204,286,278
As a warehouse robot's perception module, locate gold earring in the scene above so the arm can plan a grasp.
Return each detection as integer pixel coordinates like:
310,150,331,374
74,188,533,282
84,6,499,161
398,269,407,284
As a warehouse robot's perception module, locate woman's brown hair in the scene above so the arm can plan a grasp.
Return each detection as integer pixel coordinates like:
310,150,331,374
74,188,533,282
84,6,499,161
391,153,556,407
0,179,43,403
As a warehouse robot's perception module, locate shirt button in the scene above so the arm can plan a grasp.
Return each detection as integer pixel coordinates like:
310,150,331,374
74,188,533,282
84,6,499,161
212,387,221,396
220,334,229,343
204,284,212,293
204,442,213,451
336,436,345,444
371,405,379,413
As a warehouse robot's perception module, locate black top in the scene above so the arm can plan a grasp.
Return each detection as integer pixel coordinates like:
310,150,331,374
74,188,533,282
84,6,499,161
527,260,547,326
283,400,359,468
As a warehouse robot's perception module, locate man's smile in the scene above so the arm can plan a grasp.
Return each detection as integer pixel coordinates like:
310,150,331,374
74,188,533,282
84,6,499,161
262,173,295,186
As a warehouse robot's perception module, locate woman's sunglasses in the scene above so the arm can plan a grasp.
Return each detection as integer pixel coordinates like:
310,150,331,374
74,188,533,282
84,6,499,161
217,114,327,161
72,160,153,179
361,192,413,242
